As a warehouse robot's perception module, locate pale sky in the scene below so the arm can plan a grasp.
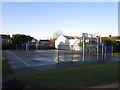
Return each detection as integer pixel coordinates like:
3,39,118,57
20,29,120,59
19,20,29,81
2,2,118,40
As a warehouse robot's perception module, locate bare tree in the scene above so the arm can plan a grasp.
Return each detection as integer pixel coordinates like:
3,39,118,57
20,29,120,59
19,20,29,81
51,30,62,40
50,31,62,48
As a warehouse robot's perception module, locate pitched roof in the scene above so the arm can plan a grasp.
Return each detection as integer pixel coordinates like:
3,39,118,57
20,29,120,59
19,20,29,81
63,35,81,39
39,40,50,42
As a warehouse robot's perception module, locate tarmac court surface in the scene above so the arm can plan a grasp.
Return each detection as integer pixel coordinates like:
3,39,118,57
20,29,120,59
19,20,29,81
3,50,120,74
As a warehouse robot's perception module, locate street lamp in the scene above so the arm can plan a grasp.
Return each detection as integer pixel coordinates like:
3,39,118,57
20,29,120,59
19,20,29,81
94,33,102,54
95,33,102,44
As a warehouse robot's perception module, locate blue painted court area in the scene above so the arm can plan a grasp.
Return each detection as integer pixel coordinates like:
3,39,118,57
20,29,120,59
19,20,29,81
58,50,117,63
3,50,120,74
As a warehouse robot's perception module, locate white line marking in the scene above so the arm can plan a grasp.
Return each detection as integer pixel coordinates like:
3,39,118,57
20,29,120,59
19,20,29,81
31,64,44,66
7,50,31,67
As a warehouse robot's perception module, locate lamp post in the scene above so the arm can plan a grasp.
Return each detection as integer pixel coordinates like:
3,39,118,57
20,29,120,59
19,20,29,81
95,33,102,43
82,33,88,62
95,33,102,52
95,33,102,60
82,37,85,62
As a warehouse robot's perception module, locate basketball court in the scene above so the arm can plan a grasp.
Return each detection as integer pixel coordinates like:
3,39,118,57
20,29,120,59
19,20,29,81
3,50,58,73
3,32,119,73
3,49,120,74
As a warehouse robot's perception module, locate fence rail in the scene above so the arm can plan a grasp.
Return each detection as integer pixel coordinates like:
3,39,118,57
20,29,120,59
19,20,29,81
16,44,54,50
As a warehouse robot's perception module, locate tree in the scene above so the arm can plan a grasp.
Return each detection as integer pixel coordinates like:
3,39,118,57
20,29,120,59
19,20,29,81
102,37,120,52
102,38,114,46
11,34,34,45
113,41,120,52
51,30,62,40
50,31,62,48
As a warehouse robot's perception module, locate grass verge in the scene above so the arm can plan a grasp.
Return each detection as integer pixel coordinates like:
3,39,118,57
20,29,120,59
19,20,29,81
2,56,13,77
11,61,119,88
113,53,120,56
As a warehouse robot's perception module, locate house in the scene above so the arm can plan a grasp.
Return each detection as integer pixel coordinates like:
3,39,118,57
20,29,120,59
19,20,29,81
0,34,11,45
39,40,51,45
38,40,51,49
55,34,98,50
55,35,82,50
27,39,38,44
0,34,11,49
18,39,38,50
0,34,10,43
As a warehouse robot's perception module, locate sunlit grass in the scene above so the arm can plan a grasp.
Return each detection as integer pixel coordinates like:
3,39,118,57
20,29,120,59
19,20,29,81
2,54,119,88
12,61,119,88
113,53,120,56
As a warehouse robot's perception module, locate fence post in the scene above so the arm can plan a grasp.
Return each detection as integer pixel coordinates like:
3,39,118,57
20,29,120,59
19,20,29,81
97,38,99,53
83,40,85,62
16,44,17,51
102,44,104,60
112,46,113,53
36,44,38,50
26,44,27,51
69,46,71,62
22,44,23,50
111,46,113,59
105,46,106,59
71,45,73,63
97,45,99,60
57,45,59,64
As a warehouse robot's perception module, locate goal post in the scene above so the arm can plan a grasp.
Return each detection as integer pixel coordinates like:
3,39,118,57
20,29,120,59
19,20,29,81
26,43,38,50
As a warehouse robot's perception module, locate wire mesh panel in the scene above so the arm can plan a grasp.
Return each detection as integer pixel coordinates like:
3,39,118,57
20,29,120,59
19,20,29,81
37,45,49,50
26,44,37,50
58,45,82,63
28,45,36,50
16,44,22,50
104,46,113,59
57,45,113,64
105,46,113,53
16,44,26,50
84,45,97,53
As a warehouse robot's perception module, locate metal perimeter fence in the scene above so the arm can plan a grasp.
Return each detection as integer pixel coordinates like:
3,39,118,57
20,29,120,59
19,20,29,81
57,45,113,63
16,44,54,50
